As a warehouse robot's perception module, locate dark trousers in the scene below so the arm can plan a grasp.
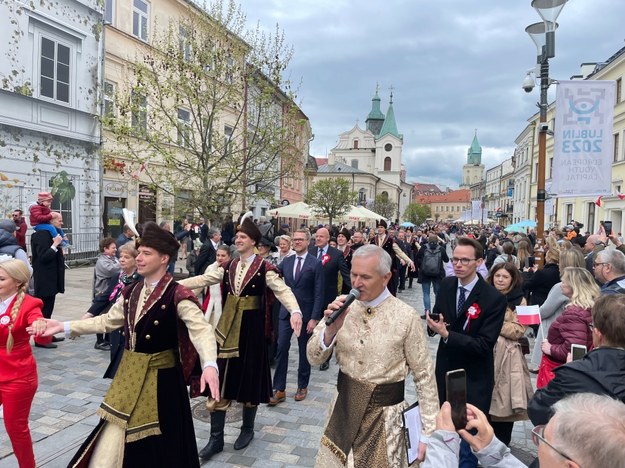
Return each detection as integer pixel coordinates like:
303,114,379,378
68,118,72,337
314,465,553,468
491,421,514,446
273,315,311,391
34,295,55,346
388,269,399,296
398,265,407,289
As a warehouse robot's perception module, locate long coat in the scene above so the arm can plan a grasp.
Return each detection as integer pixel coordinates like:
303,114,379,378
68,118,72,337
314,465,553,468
431,275,507,412
309,245,351,308
31,230,65,297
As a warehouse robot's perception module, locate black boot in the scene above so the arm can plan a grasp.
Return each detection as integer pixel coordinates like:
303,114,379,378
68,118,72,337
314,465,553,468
234,406,257,450
199,410,226,460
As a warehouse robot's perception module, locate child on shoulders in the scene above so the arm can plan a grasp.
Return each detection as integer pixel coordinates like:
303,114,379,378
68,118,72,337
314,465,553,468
29,191,69,247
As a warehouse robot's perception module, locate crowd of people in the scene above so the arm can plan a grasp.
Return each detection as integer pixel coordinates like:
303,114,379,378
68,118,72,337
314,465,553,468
1,207,625,467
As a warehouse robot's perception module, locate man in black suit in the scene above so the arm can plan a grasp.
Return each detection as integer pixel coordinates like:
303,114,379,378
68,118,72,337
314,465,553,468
195,227,221,275
269,229,324,404
310,227,351,370
426,236,506,468
31,212,66,349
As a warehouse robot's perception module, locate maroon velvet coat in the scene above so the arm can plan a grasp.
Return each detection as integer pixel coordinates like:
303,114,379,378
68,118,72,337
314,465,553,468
546,304,593,364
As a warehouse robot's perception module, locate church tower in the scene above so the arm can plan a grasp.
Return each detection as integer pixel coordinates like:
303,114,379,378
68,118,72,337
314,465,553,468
365,87,385,136
461,131,485,187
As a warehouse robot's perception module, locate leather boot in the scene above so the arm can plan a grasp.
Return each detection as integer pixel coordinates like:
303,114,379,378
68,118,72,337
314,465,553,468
233,406,257,450
199,410,226,460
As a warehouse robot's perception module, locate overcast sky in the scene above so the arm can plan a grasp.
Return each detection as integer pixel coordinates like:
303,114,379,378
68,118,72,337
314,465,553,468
237,0,623,189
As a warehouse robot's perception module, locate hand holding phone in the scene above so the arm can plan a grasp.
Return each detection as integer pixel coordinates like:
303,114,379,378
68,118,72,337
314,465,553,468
604,220,613,237
446,369,467,430
571,344,587,361
428,312,441,321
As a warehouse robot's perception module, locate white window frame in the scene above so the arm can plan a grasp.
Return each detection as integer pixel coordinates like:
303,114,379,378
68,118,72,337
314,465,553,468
105,0,115,25
132,0,149,42
103,80,116,117
177,108,191,147
39,34,72,104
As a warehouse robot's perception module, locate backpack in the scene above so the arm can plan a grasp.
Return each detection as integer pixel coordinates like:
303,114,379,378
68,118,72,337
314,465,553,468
421,245,442,276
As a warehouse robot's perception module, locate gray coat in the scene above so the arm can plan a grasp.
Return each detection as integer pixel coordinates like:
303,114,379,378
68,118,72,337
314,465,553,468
530,282,569,367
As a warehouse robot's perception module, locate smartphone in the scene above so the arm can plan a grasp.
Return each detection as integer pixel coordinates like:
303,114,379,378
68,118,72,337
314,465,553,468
604,220,613,236
446,369,468,430
571,344,587,361
428,312,441,321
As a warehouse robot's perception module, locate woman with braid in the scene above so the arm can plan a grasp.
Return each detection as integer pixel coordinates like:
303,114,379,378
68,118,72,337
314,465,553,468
0,257,47,467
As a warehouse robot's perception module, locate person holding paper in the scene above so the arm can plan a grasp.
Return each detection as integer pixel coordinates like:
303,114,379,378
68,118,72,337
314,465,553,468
485,263,533,446
307,245,439,468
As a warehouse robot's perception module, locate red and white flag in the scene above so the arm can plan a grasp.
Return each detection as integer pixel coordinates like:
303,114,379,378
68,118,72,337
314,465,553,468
595,195,604,207
516,305,541,326
132,161,148,179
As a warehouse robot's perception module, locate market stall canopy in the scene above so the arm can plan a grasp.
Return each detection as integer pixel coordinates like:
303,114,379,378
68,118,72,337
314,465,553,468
268,201,312,220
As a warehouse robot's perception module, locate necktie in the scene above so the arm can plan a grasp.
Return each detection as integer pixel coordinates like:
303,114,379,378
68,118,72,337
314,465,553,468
295,257,303,281
318,248,323,259
457,287,466,317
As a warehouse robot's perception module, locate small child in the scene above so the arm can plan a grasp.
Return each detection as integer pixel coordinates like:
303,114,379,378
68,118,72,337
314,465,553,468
29,191,69,247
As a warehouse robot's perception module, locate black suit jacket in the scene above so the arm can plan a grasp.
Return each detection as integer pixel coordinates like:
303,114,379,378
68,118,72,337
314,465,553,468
31,230,65,297
195,240,219,275
432,275,506,412
309,245,351,308
279,254,325,322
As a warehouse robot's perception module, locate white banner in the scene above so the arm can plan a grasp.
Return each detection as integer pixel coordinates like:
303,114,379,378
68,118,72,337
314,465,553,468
551,80,616,196
471,200,482,220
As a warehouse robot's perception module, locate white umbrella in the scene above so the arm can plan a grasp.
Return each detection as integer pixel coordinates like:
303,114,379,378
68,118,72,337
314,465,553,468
268,201,312,220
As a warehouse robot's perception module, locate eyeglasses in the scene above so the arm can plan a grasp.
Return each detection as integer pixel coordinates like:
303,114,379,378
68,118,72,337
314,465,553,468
451,257,477,265
589,322,595,331
292,238,307,242
531,425,576,463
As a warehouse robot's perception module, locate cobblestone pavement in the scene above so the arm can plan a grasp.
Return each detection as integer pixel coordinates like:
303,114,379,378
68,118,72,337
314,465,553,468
0,261,538,467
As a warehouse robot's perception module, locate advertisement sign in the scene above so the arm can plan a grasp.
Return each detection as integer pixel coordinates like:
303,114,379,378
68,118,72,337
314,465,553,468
551,80,616,196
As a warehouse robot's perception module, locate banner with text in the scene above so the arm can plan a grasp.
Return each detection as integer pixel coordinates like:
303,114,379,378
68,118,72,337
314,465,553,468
551,80,615,196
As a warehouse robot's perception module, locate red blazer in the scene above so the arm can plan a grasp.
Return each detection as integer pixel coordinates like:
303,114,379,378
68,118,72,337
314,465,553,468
0,295,44,382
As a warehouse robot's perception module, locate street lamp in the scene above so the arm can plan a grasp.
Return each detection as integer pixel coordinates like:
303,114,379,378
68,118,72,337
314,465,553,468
524,0,567,264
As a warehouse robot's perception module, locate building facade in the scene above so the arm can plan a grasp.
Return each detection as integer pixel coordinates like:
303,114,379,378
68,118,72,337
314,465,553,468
0,0,103,239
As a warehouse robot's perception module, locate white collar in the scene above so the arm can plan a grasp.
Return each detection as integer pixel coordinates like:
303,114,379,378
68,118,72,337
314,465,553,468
0,293,17,310
361,288,391,308
458,274,479,293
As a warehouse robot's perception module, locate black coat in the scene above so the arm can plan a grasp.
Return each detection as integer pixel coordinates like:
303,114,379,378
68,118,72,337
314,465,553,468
528,347,625,425
431,275,507,412
309,245,351,308
526,262,560,306
194,241,218,275
31,230,65,297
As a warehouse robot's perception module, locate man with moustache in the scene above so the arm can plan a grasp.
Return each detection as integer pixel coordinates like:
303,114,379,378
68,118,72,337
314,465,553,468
310,227,351,371
180,214,302,459
371,219,415,296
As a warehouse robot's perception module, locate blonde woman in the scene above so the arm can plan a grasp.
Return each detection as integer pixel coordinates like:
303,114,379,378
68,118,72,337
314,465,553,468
276,235,295,265
0,258,47,467
537,267,600,388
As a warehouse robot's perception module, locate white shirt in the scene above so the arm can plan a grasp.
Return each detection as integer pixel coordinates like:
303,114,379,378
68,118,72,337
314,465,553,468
0,293,17,316
457,274,480,310
292,252,308,278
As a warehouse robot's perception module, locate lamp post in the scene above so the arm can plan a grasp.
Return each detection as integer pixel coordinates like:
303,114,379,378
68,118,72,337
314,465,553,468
525,0,567,264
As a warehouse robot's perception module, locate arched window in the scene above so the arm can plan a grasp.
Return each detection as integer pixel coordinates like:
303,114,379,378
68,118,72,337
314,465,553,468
384,157,391,171
353,139,359,149
351,159,359,169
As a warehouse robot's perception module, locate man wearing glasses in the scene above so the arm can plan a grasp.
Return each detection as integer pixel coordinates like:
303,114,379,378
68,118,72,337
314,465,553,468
269,229,324,405
592,249,625,295
426,237,506,468
423,393,625,468
528,293,625,427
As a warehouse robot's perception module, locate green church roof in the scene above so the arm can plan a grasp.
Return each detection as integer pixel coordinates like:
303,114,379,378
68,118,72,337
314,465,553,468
467,131,482,164
379,100,400,138
366,90,385,121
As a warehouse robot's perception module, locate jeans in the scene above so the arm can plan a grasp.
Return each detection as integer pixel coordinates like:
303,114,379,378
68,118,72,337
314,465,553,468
421,279,440,311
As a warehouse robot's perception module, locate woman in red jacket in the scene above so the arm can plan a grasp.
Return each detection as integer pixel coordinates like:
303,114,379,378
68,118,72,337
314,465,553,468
537,267,600,388
0,258,47,467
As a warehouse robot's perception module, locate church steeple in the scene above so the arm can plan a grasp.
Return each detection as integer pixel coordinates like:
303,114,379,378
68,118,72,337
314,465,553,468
467,130,482,165
379,93,400,139
366,85,385,135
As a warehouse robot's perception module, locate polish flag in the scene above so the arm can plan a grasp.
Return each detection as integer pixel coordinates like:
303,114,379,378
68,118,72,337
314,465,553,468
516,305,541,326
132,162,148,179
595,195,604,207
618,193,625,200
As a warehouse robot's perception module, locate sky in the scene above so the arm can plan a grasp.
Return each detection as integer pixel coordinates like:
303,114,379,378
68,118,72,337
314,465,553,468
237,0,623,189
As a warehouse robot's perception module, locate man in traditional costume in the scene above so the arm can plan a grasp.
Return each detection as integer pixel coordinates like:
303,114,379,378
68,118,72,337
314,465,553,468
370,219,415,296
40,222,220,467
307,245,438,467
180,213,302,460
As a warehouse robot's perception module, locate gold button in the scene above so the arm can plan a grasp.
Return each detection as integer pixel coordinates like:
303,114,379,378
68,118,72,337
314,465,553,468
154,320,159,326
124,299,129,304
145,335,151,340
251,285,255,288
161,305,166,309
121,331,125,336
257,273,261,276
